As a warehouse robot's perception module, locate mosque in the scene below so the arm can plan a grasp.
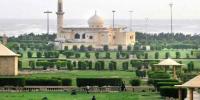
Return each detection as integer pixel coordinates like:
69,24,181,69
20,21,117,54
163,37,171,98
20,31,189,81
55,0,136,50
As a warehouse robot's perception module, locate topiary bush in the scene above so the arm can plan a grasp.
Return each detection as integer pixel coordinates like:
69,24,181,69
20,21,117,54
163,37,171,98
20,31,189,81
129,79,141,86
76,78,122,87
160,86,187,100
0,78,25,86
25,78,62,86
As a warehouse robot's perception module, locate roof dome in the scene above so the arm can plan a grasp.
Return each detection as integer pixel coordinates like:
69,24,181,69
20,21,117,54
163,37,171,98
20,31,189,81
88,12,104,28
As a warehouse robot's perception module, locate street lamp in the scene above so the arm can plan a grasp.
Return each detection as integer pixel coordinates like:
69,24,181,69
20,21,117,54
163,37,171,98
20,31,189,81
129,11,133,32
169,3,173,34
44,10,52,34
112,10,116,29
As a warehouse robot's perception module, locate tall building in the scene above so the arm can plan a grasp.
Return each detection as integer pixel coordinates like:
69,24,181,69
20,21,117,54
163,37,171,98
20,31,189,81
55,0,135,50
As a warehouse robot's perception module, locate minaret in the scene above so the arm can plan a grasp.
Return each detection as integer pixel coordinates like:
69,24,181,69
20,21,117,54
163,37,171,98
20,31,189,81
2,34,8,45
56,0,64,33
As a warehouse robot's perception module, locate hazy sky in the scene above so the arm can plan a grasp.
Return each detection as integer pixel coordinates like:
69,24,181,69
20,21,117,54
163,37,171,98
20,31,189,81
0,0,200,20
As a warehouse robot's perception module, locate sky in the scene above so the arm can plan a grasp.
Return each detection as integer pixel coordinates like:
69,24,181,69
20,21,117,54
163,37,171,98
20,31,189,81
0,0,200,20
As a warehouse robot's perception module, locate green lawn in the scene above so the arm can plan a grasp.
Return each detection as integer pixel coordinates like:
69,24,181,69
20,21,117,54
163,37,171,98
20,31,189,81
20,70,136,85
0,92,162,100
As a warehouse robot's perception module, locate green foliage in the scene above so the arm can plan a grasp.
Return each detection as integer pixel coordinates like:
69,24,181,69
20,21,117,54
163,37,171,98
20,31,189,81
187,61,194,72
63,51,74,58
144,53,148,59
127,45,132,51
175,52,181,59
95,52,99,59
75,53,80,58
95,61,105,71
18,60,22,70
72,45,78,51
78,61,87,70
105,52,111,59
61,78,72,86
155,52,159,59
36,52,42,58
122,62,129,71
25,78,62,86
80,45,85,51
87,45,93,51
118,45,123,51
64,46,68,50
129,79,141,86
180,73,197,82
165,52,170,59
148,71,170,79
44,51,59,58
85,52,90,58
109,61,117,71
0,78,25,86
27,51,33,58
76,78,122,87
29,61,35,69
160,86,187,99
156,82,180,91
103,45,109,51
130,60,142,68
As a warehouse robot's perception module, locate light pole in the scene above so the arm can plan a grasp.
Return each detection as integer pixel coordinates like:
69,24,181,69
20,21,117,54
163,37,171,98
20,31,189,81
169,3,173,34
112,10,116,29
44,10,52,34
129,11,133,32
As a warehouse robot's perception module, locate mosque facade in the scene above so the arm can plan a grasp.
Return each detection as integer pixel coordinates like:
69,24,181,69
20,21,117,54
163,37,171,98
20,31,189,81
55,0,135,50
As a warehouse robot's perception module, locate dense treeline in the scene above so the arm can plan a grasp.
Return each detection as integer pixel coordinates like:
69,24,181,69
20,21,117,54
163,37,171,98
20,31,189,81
8,33,56,42
136,32,200,44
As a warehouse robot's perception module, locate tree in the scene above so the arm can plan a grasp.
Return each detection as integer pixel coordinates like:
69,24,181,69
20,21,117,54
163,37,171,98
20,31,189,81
29,61,35,69
85,52,90,59
122,62,129,70
72,45,78,51
127,45,132,51
95,52,99,59
155,52,159,59
165,52,170,59
103,45,109,51
187,61,194,72
144,53,148,59
27,51,33,58
80,45,85,51
64,46,68,50
36,52,42,58
175,52,181,59
118,45,123,51
105,52,110,59
87,45,93,51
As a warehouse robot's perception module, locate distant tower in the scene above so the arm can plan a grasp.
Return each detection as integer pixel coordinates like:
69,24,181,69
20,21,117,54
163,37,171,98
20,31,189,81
56,0,64,33
2,34,8,45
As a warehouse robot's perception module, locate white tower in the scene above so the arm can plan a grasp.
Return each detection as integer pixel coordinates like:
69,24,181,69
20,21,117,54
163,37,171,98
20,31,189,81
56,0,64,33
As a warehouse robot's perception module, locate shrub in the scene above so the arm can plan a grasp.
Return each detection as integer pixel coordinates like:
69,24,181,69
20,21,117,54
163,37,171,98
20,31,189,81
144,53,148,59
36,52,42,58
72,45,78,51
78,61,87,70
148,79,179,85
176,52,181,59
64,46,68,50
155,52,159,59
187,61,194,72
87,45,93,51
85,52,90,58
95,52,99,59
130,79,141,86
165,52,170,59
61,78,72,86
160,86,187,99
122,62,129,70
118,45,123,51
156,82,180,91
109,61,117,71
18,60,22,70
75,53,80,58
80,45,85,51
148,71,170,79
27,51,33,58
105,52,110,59
103,45,109,51
95,61,105,71
0,78,25,86
25,78,62,86
63,51,74,58
29,61,35,69
127,45,132,51
76,78,122,87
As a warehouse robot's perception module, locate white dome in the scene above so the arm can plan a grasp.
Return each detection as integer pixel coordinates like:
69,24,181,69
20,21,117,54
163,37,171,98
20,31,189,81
88,13,104,28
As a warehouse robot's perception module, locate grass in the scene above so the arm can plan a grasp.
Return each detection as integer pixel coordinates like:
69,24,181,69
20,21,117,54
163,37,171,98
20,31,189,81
20,70,136,86
0,92,162,100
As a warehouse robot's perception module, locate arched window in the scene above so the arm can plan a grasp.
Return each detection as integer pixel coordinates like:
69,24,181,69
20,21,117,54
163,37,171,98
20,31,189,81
82,34,86,39
75,33,80,39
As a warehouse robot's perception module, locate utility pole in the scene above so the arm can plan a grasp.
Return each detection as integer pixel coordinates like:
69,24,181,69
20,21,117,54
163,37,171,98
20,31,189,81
169,3,173,34
129,11,133,32
112,10,116,29
44,10,52,34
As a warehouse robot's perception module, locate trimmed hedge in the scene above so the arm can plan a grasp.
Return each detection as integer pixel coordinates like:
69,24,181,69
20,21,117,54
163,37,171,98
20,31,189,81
129,79,141,86
0,78,25,86
61,78,72,86
148,79,179,85
156,82,180,91
76,78,122,87
148,71,170,79
160,86,187,99
25,78,62,86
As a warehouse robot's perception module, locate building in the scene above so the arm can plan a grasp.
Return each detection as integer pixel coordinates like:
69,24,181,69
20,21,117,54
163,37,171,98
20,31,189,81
2,34,8,46
0,43,18,76
55,0,136,50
